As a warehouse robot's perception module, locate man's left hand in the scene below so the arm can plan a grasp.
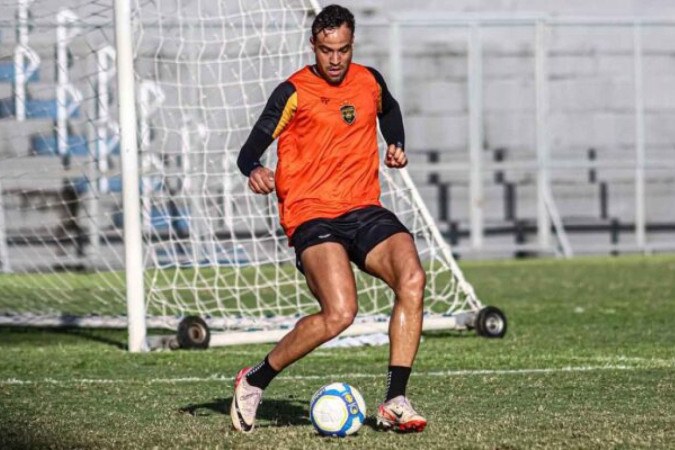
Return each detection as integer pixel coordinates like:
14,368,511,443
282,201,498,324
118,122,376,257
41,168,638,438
385,144,407,168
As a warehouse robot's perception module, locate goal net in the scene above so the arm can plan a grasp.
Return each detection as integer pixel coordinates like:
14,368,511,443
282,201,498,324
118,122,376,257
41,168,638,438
0,0,485,349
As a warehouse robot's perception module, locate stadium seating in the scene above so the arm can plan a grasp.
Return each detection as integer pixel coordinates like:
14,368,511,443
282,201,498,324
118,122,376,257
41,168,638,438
2,0,675,265
0,61,40,83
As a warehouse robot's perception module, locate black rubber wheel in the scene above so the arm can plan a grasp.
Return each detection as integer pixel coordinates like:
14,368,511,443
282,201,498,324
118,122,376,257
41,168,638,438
475,306,507,338
177,316,211,349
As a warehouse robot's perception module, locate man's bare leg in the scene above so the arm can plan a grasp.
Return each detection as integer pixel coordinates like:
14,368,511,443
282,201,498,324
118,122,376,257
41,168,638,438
231,242,359,432
365,232,425,368
267,242,359,370
365,232,427,432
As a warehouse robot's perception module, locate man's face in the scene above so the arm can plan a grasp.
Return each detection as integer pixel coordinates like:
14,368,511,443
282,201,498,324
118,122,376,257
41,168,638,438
311,24,353,85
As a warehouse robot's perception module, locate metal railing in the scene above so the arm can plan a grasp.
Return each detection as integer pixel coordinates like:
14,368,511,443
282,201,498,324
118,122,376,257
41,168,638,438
377,14,675,256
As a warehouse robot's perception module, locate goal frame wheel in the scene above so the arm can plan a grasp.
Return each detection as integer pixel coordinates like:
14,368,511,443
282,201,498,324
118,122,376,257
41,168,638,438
474,306,507,338
177,316,211,349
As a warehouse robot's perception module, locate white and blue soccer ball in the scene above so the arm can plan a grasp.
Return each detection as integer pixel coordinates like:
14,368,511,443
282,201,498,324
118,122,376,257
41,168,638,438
309,382,366,437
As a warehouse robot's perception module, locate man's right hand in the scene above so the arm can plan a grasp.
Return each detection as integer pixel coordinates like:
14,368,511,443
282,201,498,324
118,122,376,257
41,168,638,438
248,166,275,194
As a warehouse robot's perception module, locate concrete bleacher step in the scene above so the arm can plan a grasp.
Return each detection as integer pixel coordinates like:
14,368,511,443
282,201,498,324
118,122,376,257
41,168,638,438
414,185,440,220
406,114,468,150
0,97,81,119
606,181,675,222
0,156,176,237
0,83,12,99
2,196,67,235
550,183,601,219
0,119,57,152
68,172,165,196
405,148,472,186
445,184,511,222
31,133,89,157
645,188,675,223
412,182,514,224
112,206,190,234
0,156,89,192
27,133,119,158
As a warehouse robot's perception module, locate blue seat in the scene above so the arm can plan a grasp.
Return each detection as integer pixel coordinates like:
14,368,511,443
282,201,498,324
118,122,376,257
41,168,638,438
26,98,81,119
0,62,40,83
100,140,121,156
0,97,80,119
106,175,162,193
68,177,90,195
110,142,121,155
31,134,89,156
107,176,122,193
150,206,190,234
112,205,190,234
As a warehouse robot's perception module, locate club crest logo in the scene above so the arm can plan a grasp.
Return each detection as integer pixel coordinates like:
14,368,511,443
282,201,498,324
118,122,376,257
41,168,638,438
340,104,356,125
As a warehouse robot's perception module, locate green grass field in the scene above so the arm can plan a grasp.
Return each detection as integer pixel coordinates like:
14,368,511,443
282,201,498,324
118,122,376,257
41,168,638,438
1,255,674,449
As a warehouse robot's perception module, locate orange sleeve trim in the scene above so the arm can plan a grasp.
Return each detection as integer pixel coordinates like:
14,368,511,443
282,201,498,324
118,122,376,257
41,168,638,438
272,91,298,139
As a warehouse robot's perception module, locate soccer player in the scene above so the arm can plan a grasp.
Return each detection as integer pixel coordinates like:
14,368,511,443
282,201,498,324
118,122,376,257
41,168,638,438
231,4,427,433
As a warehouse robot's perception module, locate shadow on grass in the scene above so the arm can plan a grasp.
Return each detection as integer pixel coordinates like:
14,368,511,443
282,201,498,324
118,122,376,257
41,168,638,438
363,416,379,431
180,396,311,427
0,418,89,450
0,326,127,349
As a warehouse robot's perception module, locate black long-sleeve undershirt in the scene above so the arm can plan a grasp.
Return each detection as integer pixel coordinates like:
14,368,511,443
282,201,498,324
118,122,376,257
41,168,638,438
237,81,295,177
366,67,405,150
237,127,274,177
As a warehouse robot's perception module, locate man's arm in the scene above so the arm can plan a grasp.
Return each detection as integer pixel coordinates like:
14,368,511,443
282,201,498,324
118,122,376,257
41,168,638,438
366,67,407,168
236,81,298,191
237,128,274,177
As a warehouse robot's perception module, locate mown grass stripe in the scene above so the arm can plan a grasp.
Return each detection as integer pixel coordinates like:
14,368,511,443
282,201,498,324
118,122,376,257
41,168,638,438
2,362,672,386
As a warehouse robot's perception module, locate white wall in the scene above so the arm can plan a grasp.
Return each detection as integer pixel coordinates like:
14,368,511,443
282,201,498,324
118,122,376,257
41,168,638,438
332,0,675,17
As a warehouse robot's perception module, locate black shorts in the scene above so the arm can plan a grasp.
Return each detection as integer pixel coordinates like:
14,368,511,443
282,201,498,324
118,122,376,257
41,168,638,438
290,205,411,274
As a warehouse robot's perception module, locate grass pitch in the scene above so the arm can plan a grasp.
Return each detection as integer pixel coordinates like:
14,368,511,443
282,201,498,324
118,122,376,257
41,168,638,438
1,255,674,449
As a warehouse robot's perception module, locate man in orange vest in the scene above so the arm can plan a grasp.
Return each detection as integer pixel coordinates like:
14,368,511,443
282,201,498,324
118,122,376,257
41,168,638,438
231,4,427,433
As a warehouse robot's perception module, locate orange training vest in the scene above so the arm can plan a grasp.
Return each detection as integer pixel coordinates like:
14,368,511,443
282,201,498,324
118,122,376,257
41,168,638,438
275,63,383,239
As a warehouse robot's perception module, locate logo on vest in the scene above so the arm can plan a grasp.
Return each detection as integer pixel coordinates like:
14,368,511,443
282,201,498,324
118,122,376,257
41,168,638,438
340,104,356,125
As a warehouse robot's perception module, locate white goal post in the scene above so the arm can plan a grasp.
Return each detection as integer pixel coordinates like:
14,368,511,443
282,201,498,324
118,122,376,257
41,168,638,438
0,0,503,352
114,0,146,352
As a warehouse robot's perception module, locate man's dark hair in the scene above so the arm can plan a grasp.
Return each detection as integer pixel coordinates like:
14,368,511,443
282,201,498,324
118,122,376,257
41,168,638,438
311,4,355,39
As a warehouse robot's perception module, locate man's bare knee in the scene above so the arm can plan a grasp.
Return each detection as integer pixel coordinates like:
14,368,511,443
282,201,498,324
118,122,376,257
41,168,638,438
323,308,357,338
395,266,426,304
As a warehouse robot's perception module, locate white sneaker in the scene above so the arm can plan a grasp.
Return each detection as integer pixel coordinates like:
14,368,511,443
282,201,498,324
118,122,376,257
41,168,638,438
376,395,427,432
230,367,263,432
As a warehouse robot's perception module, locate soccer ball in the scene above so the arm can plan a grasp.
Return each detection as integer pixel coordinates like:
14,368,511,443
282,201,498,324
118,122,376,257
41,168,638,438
309,382,366,437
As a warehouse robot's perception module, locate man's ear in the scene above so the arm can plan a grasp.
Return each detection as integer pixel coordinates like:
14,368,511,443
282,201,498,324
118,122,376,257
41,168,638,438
309,35,315,50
